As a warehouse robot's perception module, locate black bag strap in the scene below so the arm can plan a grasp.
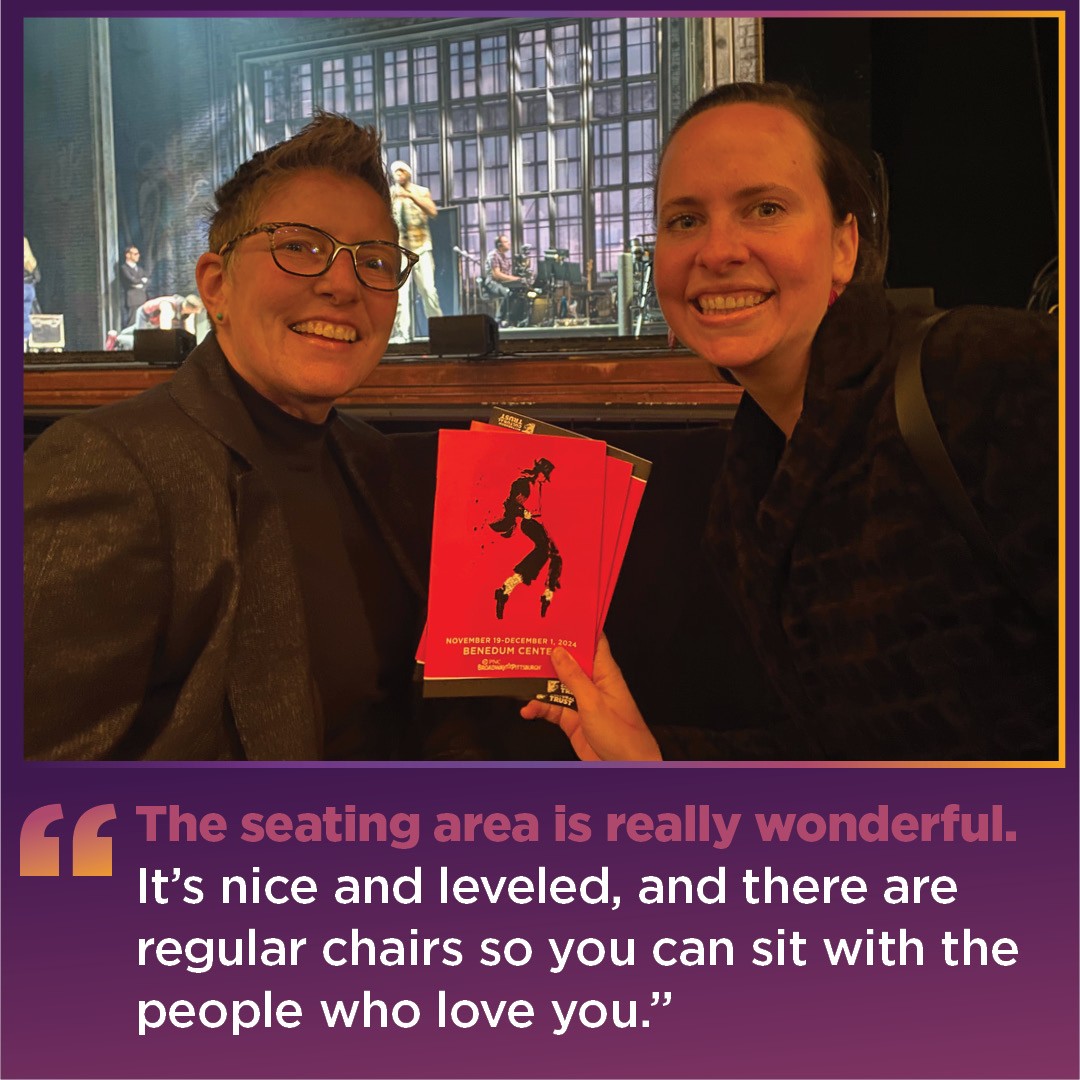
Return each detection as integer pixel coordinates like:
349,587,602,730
893,310,1044,621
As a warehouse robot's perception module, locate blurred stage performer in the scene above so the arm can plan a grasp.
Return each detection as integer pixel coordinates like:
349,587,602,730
483,234,528,326
23,236,40,347
105,293,205,351
389,159,442,341
120,245,149,326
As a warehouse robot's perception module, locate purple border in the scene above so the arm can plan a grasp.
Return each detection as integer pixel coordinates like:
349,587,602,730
7,8,1077,1079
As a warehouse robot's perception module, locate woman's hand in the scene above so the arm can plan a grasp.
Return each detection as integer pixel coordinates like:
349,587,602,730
520,635,662,761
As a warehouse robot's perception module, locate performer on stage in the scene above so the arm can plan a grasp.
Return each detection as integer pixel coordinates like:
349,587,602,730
135,293,204,332
484,234,526,326
24,236,40,347
120,245,149,326
389,159,442,342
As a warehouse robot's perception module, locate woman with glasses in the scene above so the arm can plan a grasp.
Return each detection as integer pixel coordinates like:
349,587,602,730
24,112,431,761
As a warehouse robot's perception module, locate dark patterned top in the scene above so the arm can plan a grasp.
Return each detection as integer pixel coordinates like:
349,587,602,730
704,285,1057,761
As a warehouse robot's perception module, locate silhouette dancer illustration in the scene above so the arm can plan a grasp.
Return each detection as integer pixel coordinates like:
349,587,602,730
489,458,562,618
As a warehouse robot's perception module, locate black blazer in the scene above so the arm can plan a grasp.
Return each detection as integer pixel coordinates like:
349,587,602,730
24,337,429,760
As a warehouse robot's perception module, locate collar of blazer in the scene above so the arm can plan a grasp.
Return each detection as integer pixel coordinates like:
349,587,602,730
166,335,428,605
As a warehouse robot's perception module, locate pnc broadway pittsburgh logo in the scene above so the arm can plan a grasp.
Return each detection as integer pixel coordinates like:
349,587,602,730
19,803,117,877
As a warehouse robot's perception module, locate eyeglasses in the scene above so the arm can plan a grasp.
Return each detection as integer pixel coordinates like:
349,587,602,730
218,222,419,291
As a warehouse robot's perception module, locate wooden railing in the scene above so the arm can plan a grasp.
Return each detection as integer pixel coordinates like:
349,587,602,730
24,343,743,428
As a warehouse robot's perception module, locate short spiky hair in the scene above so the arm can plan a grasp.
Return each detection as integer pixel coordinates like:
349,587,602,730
208,111,392,256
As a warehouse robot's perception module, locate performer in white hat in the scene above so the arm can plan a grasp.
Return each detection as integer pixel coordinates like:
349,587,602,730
389,159,442,341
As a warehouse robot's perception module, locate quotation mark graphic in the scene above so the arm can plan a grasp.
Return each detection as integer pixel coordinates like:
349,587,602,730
20,803,117,877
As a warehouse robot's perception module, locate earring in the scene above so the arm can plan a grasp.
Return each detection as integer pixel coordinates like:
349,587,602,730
827,289,839,308
215,312,224,321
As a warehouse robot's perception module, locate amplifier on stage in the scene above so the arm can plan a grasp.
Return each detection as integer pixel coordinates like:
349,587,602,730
27,314,65,352
134,328,197,367
428,314,499,359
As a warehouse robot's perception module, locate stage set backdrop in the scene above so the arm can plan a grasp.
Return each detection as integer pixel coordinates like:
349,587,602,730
23,15,1056,351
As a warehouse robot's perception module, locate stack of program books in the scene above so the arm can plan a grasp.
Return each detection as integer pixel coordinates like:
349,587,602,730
417,407,651,704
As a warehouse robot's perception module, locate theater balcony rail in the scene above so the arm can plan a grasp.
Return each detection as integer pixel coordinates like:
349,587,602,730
23,336,743,443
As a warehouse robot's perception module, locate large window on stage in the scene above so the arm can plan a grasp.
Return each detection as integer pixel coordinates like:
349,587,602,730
250,18,669,303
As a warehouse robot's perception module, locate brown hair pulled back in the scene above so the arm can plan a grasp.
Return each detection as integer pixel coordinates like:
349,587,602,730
656,82,887,284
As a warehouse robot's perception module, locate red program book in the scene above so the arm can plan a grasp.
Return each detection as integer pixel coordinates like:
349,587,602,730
422,426,609,699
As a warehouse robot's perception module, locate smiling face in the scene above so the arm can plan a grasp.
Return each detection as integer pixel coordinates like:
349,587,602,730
654,103,857,392
196,168,399,422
